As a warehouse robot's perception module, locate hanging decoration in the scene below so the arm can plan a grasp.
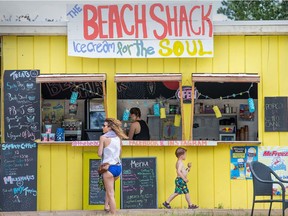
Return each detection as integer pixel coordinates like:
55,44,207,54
213,105,222,118
195,83,255,101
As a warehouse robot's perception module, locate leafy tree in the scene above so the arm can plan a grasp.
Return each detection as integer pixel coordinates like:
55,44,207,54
217,0,288,20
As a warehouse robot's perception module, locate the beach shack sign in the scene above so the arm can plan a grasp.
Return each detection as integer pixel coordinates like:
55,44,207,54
67,2,213,58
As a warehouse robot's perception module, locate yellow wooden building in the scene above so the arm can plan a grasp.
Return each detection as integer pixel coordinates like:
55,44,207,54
1,1,288,212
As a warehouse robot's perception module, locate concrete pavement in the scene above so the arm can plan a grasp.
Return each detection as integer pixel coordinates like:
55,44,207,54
0,209,284,216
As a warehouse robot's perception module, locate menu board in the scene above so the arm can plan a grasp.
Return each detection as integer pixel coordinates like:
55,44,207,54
265,97,288,131
121,157,157,209
0,143,37,211
89,159,105,205
3,70,41,142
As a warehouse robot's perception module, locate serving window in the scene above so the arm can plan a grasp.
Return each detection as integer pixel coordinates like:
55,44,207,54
191,74,260,142
115,74,184,140
36,74,107,142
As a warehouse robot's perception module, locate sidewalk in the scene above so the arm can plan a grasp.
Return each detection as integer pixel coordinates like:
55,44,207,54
0,209,284,216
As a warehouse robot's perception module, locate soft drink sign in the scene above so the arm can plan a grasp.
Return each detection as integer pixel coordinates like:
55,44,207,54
176,86,192,104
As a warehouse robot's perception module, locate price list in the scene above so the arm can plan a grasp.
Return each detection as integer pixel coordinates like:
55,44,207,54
3,70,40,142
121,158,157,209
0,143,37,211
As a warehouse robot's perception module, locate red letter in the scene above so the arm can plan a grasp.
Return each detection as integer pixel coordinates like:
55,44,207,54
165,5,178,37
121,4,134,36
202,4,213,37
109,5,123,38
97,6,109,38
134,5,147,38
150,3,167,40
83,5,98,40
179,5,190,37
189,6,201,36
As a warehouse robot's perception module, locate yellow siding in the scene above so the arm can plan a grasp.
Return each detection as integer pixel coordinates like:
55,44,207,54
2,35,288,211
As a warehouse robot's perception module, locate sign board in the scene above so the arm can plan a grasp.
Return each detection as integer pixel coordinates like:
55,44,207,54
67,2,213,58
121,157,157,209
176,86,192,103
265,97,288,131
3,70,41,142
0,143,37,211
83,153,105,210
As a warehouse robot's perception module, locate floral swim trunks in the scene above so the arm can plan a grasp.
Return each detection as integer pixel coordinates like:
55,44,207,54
174,177,189,194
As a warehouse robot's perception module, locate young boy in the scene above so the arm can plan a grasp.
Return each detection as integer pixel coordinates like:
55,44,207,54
163,147,199,209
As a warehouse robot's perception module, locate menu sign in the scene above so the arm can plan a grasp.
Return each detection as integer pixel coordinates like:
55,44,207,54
0,143,37,211
89,159,105,205
121,157,157,209
3,70,41,142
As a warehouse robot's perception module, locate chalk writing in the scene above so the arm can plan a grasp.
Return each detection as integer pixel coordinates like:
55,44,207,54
265,97,288,132
121,158,157,209
89,159,105,204
4,70,40,142
0,143,37,211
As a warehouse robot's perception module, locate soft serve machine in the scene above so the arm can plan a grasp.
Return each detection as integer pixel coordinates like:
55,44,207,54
63,101,82,141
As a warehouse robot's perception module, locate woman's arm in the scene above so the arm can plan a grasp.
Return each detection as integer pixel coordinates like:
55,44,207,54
128,122,137,140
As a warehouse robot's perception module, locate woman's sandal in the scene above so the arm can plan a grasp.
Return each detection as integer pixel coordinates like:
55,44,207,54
188,204,199,209
162,201,171,209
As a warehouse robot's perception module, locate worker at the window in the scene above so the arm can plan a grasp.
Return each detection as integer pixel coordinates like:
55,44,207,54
128,107,150,140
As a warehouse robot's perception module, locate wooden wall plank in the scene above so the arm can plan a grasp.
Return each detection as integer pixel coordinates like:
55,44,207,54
228,36,245,73
214,145,231,209
262,36,279,146
67,146,83,210
278,36,288,146
115,59,131,73
37,145,51,210
50,36,66,73
50,145,67,210
34,36,50,73
2,36,17,70
197,147,214,208
213,36,229,73
245,36,261,73
17,36,34,69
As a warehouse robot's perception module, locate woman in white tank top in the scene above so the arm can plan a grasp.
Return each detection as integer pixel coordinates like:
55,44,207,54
98,118,128,215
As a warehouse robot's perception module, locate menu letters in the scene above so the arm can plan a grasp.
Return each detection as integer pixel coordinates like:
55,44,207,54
89,159,105,204
4,70,41,142
121,157,157,209
0,143,37,211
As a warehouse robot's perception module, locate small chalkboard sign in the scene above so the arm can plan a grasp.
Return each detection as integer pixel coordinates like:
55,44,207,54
265,97,288,131
3,70,41,142
89,159,105,205
0,143,37,211
121,157,157,209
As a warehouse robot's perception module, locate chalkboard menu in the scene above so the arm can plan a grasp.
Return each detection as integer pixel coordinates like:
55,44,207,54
0,143,37,211
121,157,157,209
89,159,105,205
265,97,288,131
3,70,41,142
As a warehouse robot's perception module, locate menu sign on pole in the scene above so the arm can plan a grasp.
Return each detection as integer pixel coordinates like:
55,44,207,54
0,143,37,211
121,157,157,209
3,70,41,142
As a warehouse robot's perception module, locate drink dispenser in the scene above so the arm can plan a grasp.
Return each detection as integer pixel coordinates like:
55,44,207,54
62,118,82,141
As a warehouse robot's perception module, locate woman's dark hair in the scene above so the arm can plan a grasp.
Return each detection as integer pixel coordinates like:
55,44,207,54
130,107,141,118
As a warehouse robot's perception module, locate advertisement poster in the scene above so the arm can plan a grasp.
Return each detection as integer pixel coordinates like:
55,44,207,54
258,146,288,195
42,100,64,124
230,146,258,180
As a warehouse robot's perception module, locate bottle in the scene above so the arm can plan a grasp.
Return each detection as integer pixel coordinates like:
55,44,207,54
244,125,249,141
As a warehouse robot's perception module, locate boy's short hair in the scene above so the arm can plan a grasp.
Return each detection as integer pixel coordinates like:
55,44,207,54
175,147,187,158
